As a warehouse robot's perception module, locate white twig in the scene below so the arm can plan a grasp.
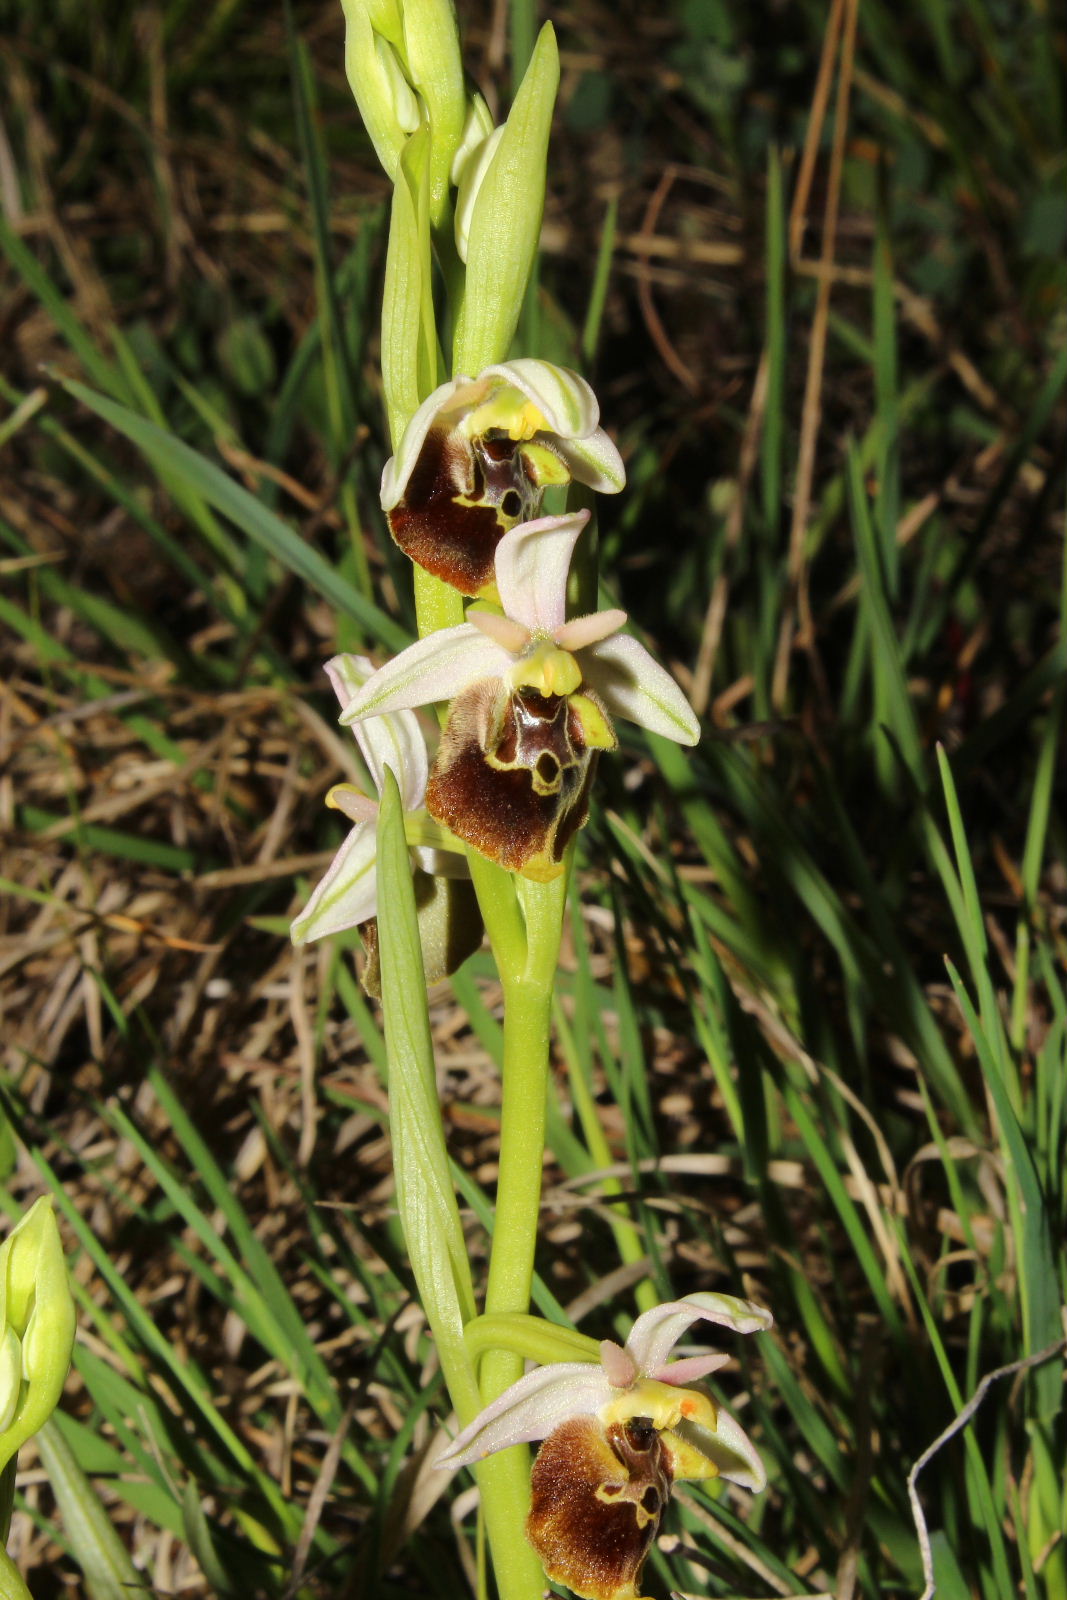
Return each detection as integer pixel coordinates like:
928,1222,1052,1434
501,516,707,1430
907,1332,1066,1600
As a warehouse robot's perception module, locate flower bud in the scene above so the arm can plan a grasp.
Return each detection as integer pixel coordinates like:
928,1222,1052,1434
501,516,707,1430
453,124,504,264
450,93,495,186
400,0,466,228
0,1197,76,1475
341,0,420,181
364,0,404,47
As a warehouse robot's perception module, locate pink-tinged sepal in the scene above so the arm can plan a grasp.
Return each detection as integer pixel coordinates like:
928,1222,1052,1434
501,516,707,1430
291,657,476,982
580,635,700,747
439,1362,614,1467
324,653,428,810
626,1292,774,1379
291,821,379,944
338,628,511,723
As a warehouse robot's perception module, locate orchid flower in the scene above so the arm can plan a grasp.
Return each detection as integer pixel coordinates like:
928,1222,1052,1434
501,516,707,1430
291,656,480,989
337,512,700,881
381,361,626,596
440,1293,772,1600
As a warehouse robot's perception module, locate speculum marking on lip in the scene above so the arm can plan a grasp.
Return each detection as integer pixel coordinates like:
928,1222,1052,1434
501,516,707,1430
387,425,543,595
525,1415,673,1600
426,684,603,879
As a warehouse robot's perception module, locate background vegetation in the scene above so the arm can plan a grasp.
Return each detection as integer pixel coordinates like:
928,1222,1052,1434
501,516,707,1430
1,0,1064,1595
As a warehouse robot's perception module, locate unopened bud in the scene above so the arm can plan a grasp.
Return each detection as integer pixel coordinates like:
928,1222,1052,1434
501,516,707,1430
400,0,465,227
453,124,504,263
342,0,419,179
364,0,404,47
452,24,560,372
450,92,495,185
0,1197,76,1474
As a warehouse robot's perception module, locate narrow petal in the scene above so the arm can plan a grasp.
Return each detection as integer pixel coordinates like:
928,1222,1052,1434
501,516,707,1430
325,654,428,810
379,375,480,509
338,628,511,724
627,1293,773,1378
290,823,379,943
581,634,700,746
482,358,599,438
494,512,590,635
551,428,627,494
665,1407,767,1492
654,1353,732,1386
468,608,531,654
326,784,379,824
598,1339,637,1389
554,609,626,653
438,1363,612,1469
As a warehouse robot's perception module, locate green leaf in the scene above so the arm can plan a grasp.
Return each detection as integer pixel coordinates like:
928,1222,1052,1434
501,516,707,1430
35,1419,143,1600
56,377,409,654
376,770,480,1420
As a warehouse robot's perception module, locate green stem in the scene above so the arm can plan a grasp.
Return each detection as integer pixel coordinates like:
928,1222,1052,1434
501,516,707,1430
483,970,554,1343
0,1460,13,1548
468,851,526,975
469,872,567,1598
414,564,465,636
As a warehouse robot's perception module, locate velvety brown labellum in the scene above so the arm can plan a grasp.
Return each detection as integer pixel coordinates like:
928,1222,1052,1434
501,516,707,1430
426,682,600,881
388,426,542,596
526,1415,672,1600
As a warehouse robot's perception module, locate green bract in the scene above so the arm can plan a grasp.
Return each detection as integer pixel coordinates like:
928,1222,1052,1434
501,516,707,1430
381,126,437,447
0,1197,76,1477
453,24,560,373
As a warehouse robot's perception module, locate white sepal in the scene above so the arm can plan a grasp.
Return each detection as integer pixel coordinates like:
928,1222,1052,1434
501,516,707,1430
583,633,700,746
340,628,512,723
628,1293,774,1379
439,1363,612,1468
326,654,428,811
671,1407,768,1493
493,513,589,636
291,822,379,943
483,358,600,438
551,427,627,493
380,375,478,509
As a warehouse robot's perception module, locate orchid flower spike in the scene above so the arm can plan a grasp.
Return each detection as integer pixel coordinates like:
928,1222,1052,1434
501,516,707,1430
380,361,626,596
291,656,479,987
440,1293,772,1600
339,512,700,881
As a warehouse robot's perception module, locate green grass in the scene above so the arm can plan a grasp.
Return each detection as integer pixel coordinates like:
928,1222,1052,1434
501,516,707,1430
1,0,1064,1596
